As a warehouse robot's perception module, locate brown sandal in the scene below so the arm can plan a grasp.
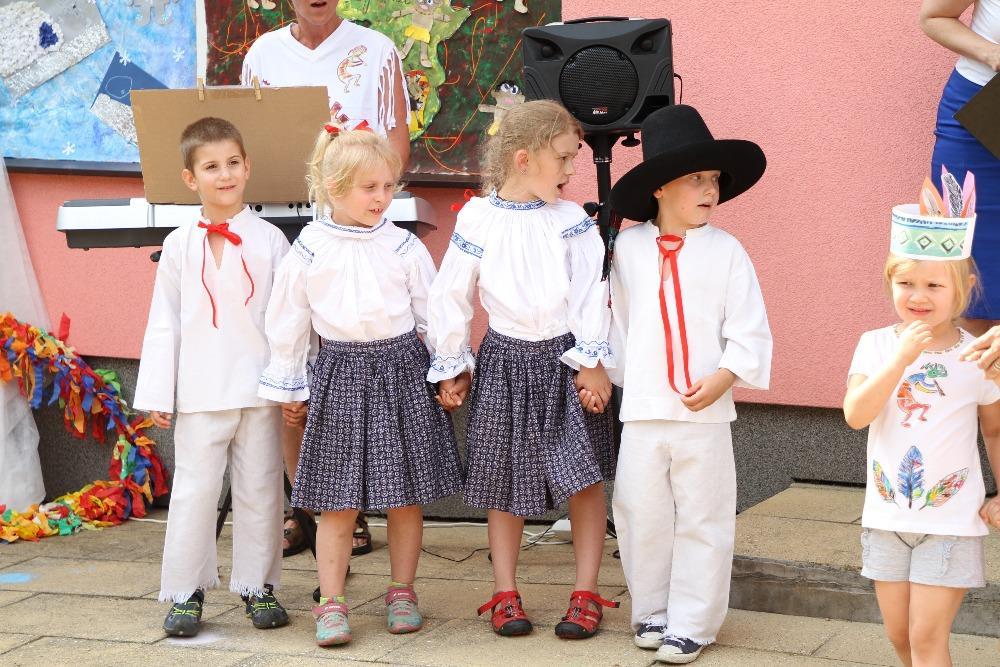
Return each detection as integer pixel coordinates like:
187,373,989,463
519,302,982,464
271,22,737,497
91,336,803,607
352,515,373,556
282,510,308,557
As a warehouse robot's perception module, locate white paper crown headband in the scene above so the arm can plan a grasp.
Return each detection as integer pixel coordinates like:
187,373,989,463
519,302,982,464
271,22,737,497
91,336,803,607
890,167,976,261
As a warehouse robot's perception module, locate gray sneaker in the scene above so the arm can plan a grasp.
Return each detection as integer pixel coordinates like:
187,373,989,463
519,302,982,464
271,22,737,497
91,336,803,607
163,589,204,637
655,635,705,663
634,621,667,649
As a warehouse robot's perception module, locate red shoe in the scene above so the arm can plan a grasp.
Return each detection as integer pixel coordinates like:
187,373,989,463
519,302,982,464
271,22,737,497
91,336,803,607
554,590,619,639
477,590,533,636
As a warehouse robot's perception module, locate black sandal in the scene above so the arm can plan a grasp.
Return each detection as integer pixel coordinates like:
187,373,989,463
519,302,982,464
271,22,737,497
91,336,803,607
282,510,309,558
352,515,373,556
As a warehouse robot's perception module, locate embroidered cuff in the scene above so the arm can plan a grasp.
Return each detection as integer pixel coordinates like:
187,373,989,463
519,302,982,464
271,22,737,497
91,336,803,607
258,370,310,403
560,340,616,370
427,349,476,383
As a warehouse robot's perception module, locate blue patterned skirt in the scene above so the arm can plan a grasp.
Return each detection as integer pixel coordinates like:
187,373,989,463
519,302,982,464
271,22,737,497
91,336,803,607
292,330,463,512
464,329,615,516
932,69,1000,319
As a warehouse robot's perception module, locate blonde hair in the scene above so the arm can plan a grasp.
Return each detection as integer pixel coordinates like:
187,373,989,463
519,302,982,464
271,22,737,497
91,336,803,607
306,128,402,215
883,254,979,319
180,117,246,171
479,99,582,196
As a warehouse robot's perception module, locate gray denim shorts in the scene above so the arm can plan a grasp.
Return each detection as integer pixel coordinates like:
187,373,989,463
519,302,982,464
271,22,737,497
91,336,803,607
860,527,985,588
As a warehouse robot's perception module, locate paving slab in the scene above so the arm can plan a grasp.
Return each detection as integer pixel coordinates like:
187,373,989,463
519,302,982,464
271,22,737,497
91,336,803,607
0,634,38,655
813,618,999,666
740,484,864,524
716,609,851,655
0,556,161,597
0,590,33,607
2,519,167,563
735,514,862,570
0,593,237,643
234,655,400,666
168,606,437,663
0,549,35,569
381,618,648,667
692,645,870,666
1,637,251,666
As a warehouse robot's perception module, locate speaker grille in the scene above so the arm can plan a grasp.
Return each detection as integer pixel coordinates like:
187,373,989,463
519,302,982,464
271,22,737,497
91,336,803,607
558,46,639,125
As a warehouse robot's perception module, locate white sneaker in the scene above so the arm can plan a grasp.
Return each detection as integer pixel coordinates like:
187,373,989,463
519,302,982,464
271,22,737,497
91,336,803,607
655,635,705,664
634,621,666,649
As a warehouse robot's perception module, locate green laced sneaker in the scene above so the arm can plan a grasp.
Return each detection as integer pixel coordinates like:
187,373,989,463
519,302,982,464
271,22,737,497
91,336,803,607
243,584,290,629
163,589,204,637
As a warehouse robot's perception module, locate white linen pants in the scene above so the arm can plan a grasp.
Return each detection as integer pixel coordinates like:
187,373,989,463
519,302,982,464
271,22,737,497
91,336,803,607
612,419,736,644
159,406,284,602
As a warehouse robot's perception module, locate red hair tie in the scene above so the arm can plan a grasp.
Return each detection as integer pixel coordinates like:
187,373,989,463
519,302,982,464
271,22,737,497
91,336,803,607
324,123,340,135
450,189,476,212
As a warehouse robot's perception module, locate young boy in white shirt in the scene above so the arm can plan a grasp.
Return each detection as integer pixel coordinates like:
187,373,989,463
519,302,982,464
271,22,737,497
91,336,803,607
605,105,772,664
134,117,291,637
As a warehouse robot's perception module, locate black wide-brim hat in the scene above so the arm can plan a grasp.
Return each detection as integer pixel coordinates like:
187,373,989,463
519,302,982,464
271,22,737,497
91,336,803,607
610,104,766,222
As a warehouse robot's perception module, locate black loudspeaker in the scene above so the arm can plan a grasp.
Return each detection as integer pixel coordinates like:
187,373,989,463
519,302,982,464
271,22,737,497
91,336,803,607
521,17,673,135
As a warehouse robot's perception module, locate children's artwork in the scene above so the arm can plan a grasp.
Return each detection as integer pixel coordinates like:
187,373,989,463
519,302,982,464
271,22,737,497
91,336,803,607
872,447,969,511
895,362,947,428
0,0,195,166
205,0,560,180
0,0,111,99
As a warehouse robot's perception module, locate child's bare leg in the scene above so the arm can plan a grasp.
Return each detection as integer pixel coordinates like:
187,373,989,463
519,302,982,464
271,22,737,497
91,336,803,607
874,580,913,667
568,482,606,597
488,510,525,592
281,422,304,483
386,505,423,584
908,583,965,667
316,509,356,598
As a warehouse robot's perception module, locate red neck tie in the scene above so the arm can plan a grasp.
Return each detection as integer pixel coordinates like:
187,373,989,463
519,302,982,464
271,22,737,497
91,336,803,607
197,220,255,328
656,234,692,395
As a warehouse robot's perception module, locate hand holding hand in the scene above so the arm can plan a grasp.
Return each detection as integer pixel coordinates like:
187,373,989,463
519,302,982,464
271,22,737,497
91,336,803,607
979,496,1000,528
575,364,612,414
281,401,308,427
149,410,172,429
680,368,736,412
960,325,1000,380
436,371,471,412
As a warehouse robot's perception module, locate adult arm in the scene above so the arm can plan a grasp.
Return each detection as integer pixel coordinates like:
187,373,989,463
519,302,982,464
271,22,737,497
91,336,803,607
960,325,1000,382
920,0,1000,71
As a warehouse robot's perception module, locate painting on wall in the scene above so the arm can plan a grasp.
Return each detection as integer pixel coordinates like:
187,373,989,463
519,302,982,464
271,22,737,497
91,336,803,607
0,0,195,167
206,0,560,181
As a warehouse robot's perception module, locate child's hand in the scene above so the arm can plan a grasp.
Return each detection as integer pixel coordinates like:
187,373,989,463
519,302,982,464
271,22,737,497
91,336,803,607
149,410,172,429
980,497,1000,528
895,321,933,367
281,401,308,427
575,365,611,414
681,368,736,412
437,372,471,412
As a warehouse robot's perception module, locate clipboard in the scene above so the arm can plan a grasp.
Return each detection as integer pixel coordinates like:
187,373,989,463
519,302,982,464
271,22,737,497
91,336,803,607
955,74,1000,161
131,79,330,205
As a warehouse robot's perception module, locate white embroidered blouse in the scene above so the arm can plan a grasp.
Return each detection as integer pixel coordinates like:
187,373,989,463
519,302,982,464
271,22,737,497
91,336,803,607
257,217,436,403
425,192,614,382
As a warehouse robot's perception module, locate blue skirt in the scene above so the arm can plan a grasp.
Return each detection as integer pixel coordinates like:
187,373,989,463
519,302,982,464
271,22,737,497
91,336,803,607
931,69,1000,319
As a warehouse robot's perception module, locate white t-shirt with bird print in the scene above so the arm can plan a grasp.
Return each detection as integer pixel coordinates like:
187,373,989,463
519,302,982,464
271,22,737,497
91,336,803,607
849,326,1000,536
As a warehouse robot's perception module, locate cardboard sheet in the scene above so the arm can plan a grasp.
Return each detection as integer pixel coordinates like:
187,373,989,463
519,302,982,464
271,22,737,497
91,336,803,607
132,85,329,204
955,74,1000,161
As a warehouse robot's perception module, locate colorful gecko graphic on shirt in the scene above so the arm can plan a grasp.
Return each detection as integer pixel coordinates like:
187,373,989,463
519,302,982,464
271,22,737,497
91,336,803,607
896,362,947,427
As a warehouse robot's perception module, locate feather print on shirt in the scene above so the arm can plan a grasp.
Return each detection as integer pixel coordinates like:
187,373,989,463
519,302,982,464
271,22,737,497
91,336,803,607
872,460,897,505
921,468,969,510
896,446,925,509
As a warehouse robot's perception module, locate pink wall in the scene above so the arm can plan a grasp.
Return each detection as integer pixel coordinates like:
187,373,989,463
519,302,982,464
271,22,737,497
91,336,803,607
9,2,961,409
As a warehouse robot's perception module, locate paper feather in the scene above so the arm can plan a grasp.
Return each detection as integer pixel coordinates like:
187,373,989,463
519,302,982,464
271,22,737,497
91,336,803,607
918,177,944,216
961,171,976,217
940,166,963,218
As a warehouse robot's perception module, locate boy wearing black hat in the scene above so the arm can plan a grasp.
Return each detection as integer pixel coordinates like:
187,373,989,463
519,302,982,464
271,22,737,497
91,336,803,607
605,105,772,663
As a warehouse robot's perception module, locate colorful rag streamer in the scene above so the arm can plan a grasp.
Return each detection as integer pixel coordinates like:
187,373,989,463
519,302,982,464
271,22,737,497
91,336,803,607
0,312,169,543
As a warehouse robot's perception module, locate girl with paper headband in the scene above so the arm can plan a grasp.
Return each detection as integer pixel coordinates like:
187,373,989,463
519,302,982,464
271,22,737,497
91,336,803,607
844,172,1000,667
